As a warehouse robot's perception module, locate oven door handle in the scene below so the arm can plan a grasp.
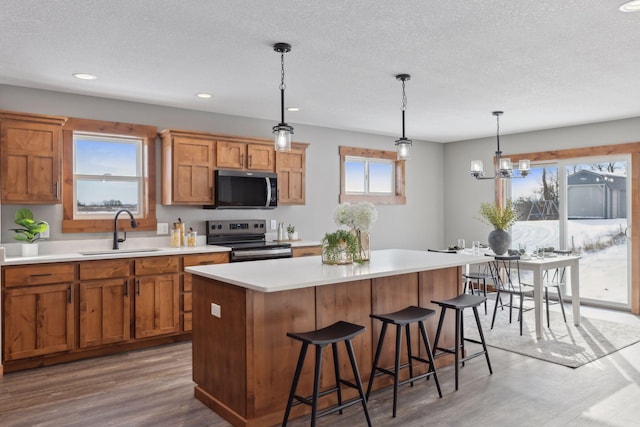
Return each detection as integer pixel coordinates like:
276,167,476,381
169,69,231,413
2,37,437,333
232,247,291,259
265,177,272,207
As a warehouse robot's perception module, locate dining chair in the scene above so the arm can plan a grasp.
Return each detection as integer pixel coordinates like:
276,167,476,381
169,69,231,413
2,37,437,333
541,250,570,327
488,255,534,336
462,262,496,314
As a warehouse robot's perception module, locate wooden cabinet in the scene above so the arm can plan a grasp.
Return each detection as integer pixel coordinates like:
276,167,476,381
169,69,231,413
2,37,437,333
182,252,229,331
160,129,215,205
292,245,322,257
0,111,67,204
78,260,132,348
277,146,306,205
134,257,180,338
216,140,275,171
2,264,74,361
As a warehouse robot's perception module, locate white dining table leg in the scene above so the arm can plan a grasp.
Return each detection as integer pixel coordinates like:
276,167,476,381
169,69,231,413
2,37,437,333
571,259,580,326
533,266,543,339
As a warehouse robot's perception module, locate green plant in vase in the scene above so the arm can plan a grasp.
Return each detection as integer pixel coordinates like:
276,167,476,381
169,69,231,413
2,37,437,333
11,208,48,243
476,199,517,255
321,229,360,265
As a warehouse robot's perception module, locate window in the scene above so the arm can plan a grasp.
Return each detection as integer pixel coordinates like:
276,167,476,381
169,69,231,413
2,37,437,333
339,146,405,204
62,118,157,233
73,134,143,218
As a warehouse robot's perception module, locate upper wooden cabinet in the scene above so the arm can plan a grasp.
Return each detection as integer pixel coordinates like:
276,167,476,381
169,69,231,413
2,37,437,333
277,147,306,205
216,140,275,171
160,129,215,205
0,111,67,204
159,128,308,206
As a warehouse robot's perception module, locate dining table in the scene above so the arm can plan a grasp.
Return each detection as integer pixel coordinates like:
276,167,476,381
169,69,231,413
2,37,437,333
517,254,581,339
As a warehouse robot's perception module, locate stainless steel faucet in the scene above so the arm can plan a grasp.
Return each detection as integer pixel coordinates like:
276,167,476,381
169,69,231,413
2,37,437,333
113,209,138,250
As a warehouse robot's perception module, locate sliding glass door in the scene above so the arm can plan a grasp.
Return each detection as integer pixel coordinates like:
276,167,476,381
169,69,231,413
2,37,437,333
511,156,630,308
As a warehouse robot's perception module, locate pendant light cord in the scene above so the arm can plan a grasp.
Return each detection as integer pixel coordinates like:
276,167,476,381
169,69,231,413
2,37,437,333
401,79,407,138
279,52,286,124
495,113,501,155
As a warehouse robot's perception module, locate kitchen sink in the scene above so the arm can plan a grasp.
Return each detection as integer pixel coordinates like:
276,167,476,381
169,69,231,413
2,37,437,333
79,248,162,255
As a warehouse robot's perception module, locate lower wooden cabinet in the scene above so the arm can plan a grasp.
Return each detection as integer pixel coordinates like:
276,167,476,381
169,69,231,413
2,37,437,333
79,279,131,348
134,274,180,338
3,283,74,361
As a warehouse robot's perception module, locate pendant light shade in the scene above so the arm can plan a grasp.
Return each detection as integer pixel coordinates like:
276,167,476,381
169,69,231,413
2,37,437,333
272,43,293,152
394,74,412,160
470,111,530,180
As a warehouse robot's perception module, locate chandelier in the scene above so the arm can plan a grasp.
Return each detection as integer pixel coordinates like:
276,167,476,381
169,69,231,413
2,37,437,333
272,42,293,152
470,111,530,179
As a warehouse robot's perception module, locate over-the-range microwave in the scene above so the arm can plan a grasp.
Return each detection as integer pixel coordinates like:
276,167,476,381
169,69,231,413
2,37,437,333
206,169,278,209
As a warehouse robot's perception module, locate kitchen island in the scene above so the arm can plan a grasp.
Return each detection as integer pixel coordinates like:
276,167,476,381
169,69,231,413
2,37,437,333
186,249,487,427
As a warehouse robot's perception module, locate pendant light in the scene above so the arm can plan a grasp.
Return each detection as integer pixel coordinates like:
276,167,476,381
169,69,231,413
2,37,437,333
470,111,530,179
394,74,413,160
272,42,293,152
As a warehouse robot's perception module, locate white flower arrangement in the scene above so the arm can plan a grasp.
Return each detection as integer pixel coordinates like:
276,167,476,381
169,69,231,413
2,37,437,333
334,202,378,231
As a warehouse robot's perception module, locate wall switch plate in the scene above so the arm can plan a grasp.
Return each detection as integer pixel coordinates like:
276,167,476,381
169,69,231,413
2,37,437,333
270,219,277,230
211,303,221,318
157,222,169,235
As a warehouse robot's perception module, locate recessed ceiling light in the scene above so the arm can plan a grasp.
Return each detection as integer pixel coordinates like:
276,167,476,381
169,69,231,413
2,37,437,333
619,0,640,12
196,93,212,99
73,73,97,80
287,107,300,112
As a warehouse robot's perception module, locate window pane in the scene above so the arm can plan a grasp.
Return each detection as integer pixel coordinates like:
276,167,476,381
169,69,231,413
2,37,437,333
75,138,139,176
345,159,365,193
368,161,393,194
76,179,140,215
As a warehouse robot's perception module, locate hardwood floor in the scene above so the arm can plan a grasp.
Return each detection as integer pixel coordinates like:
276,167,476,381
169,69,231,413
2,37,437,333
1,305,639,426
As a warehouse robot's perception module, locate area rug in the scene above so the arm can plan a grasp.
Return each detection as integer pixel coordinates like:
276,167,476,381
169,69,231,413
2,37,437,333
463,307,640,368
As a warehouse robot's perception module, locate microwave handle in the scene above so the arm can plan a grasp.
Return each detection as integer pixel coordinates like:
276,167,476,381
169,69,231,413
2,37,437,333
265,177,272,207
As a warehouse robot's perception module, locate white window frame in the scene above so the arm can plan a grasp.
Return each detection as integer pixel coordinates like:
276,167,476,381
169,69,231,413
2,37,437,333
72,132,144,219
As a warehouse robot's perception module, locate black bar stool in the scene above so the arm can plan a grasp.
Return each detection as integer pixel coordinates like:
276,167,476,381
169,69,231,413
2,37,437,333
282,321,372,427
431,294,493,390
366,305,442,418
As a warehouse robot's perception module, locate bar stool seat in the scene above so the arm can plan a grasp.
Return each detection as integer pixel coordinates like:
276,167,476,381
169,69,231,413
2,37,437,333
366,305,442,418
432,294,493,391
282,321,371,427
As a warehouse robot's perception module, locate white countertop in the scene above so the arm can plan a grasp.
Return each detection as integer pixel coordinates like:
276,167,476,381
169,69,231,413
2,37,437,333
186,248,488,293
1,245,230,266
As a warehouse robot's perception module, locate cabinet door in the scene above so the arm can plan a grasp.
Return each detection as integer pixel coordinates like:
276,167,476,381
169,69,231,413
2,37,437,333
79,279,131,348
216,141,245,169
277,148,305,204
134,274,180,338
247,143,275,171
171,136,214,204
1,119,63,203
3,284,74,361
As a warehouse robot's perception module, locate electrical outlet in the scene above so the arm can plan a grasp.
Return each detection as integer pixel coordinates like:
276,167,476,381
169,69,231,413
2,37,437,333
270,219,277,230
40,221,50,239
157,222,169,235
211,303,221,318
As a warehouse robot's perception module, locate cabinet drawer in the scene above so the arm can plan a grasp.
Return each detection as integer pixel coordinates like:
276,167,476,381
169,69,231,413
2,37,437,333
183,252,229,268
135,256,179,275
183,292,192,312
3,263,75,287
292,246,322,257
79,259,132,280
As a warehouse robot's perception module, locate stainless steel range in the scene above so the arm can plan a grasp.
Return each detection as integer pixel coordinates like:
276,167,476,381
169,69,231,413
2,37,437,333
206,219,292,262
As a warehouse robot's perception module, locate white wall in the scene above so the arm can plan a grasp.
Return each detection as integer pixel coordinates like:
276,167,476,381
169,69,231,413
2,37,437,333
443,117,640,246
0,84,445,251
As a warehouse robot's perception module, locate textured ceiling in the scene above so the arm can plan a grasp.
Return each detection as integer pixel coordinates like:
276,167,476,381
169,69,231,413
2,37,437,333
1,0,639,142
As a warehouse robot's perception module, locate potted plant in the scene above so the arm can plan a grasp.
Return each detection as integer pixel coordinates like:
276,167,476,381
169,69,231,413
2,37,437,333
333,202,377,261
10,208,48,256
477,199,517,255
321,229,361,265
287,224,298,240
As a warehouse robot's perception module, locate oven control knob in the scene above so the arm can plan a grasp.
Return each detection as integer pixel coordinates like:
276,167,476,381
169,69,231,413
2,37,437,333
260,224,264,228
254,223,259,228
217,224,222,229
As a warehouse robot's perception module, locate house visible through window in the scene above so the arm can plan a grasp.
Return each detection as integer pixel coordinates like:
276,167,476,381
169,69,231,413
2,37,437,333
340,146,406,204
73,133,143,218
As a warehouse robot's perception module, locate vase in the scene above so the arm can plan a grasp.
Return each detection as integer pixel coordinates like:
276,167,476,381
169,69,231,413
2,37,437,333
21,243,38,257
321,242,353,265
354,229,370,262
488,229,511,255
